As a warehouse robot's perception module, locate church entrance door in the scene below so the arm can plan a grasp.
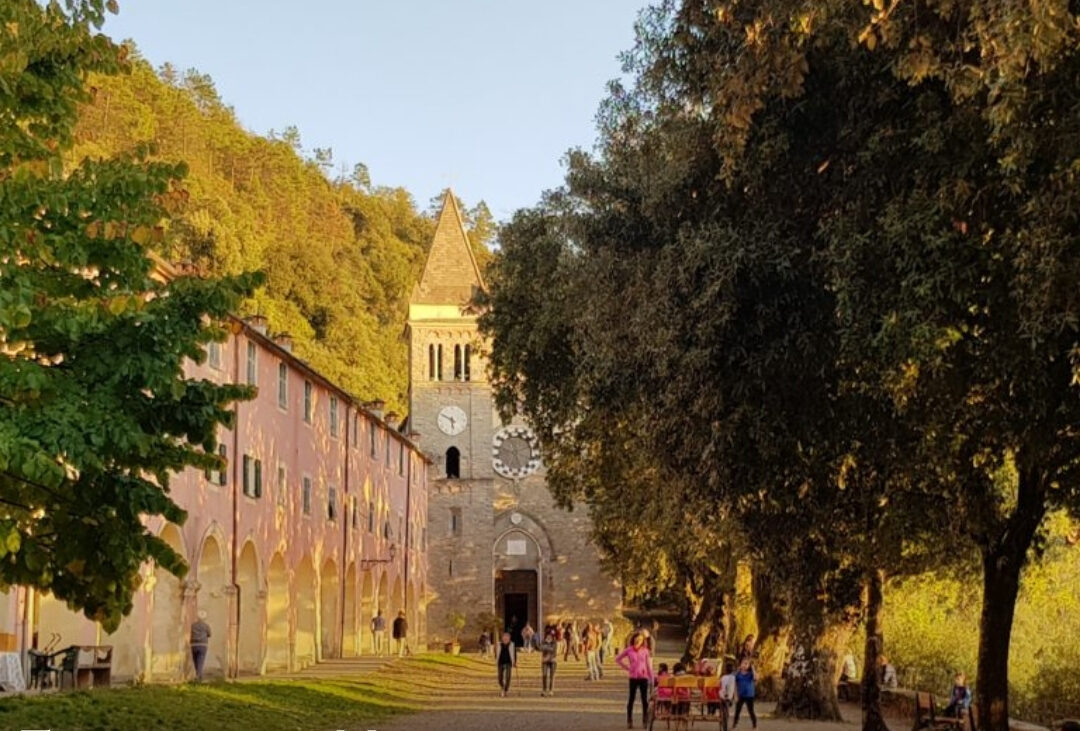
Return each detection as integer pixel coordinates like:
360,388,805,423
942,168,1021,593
495,569,537,647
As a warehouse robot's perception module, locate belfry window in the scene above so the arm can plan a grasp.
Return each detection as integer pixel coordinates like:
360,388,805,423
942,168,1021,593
446,446,461,479
454,344,463,381
464,345,471,382
428,344,436,381
437,344,444,381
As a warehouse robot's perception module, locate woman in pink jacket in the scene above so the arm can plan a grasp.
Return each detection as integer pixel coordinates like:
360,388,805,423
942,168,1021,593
615,632,654,729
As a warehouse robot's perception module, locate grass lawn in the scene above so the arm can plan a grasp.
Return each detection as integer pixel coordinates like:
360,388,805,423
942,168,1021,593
0,654,475,731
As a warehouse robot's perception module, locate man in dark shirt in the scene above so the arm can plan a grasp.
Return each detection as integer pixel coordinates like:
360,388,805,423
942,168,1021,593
497,632,517,697
392,611,408,657
190,611,211,681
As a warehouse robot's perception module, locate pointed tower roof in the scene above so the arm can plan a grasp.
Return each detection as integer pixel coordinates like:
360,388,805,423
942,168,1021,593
411,189,486,306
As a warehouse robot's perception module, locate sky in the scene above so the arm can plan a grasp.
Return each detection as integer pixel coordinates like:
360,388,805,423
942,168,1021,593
103,1,646,221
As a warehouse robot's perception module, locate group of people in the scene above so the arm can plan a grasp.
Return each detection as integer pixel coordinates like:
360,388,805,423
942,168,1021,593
368,609,409,657
481,617,618,697
613,631,760,730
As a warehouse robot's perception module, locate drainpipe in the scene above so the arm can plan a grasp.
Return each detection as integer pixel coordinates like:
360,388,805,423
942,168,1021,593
229,329,242,678
403,443,411,648
339,403,350,658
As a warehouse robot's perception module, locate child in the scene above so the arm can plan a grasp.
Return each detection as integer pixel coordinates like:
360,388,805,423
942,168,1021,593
720,661,737,717
733,658,757,729
943,672,971,718
655,662,673,711
672,662,692,717
703,663,723,715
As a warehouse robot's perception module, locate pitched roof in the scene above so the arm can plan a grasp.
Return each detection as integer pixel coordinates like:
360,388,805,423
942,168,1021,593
411,189,485,306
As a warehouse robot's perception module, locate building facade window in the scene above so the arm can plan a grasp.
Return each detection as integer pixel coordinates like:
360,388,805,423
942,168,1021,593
302,476,312,515
454,344,462,381
445,447,461,479
277,464,287,507
330,396,339,437
243,455,262,498
385,432,391,467
352,414,358,449
351,496,359,529
370,421,377,458
450,507,462,537
464,344,472,381
277,363,288,409
303,380,312,423
328,485,337,522
208,341,222,370
368,501,375,533
428,344,436,381
383,519,391,540
246,341,257,385
398,442,404,475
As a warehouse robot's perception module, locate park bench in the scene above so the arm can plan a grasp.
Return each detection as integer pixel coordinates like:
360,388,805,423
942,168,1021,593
58,645,112,690
912,691,966,731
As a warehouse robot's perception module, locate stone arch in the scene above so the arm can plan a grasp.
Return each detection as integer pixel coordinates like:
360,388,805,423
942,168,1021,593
376,570,389,620
196,533,229,678
320,557,340,659
360,571,375,654
445,447,460,479
150,523,186,680
294,556,317,668
265,552,290,671
343,561,358,656
236,540,262,674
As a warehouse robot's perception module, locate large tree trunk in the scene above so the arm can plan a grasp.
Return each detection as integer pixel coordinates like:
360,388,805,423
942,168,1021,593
975,544,1024,731
975,468,1047,731
776,593,854,721
752,564,791,698
683,587,724,663
861,568,889,731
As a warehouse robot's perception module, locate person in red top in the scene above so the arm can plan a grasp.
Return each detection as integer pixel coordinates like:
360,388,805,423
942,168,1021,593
616,632,654,729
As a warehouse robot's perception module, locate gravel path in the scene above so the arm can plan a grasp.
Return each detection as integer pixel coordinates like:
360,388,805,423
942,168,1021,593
357,654,876,731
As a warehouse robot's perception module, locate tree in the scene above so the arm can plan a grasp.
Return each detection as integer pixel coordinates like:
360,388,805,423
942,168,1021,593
483,3,1080,729
0,0,259,630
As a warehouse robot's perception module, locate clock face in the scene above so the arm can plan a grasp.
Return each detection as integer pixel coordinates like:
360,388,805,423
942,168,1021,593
492,426,541,479
437,405,468,436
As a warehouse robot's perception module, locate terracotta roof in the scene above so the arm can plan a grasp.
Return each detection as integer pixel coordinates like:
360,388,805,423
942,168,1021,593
411,189,485,306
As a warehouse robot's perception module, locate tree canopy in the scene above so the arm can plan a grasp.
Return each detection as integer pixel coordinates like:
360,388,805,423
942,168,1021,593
480,1,1080,729
1,0,259,630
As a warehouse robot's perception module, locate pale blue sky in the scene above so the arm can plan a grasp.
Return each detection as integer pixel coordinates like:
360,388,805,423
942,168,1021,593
104,1,646,220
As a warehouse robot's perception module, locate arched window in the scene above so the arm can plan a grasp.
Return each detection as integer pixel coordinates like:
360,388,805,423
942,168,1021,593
437,344,444,381
445,447,460,479
454,344,463,381
428,344,436,381
464,344,472,382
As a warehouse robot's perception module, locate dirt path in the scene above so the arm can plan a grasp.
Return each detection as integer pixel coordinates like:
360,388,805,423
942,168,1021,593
357,653,872,731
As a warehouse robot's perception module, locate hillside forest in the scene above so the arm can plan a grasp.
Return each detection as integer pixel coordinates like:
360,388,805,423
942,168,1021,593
71,46,495,413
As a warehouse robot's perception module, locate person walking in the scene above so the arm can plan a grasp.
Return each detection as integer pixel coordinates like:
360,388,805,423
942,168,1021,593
371,609,387,656
585,623,603,680
522,622,535,652
600,618,614,664
496,632,517,697
733,658,758,729
392,611,408,657
616,632,654,730
540,629,558,696
190,610,211,682
563,621,580,662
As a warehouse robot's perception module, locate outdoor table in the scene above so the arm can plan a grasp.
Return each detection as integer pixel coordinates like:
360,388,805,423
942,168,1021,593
0,651,26,692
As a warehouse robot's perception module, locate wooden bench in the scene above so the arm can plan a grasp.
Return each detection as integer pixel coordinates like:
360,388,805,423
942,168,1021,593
913,691,966,731
59,645,112,689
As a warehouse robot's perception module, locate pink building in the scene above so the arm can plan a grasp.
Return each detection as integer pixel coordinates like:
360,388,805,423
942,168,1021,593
0,313,429,681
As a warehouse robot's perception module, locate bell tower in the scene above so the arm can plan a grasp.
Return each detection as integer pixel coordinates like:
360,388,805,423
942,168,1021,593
407,189,493,484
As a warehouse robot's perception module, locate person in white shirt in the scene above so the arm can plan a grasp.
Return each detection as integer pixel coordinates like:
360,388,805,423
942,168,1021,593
720,661,737,719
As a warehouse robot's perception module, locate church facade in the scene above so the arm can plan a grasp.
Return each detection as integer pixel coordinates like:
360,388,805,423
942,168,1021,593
409,193,622,645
